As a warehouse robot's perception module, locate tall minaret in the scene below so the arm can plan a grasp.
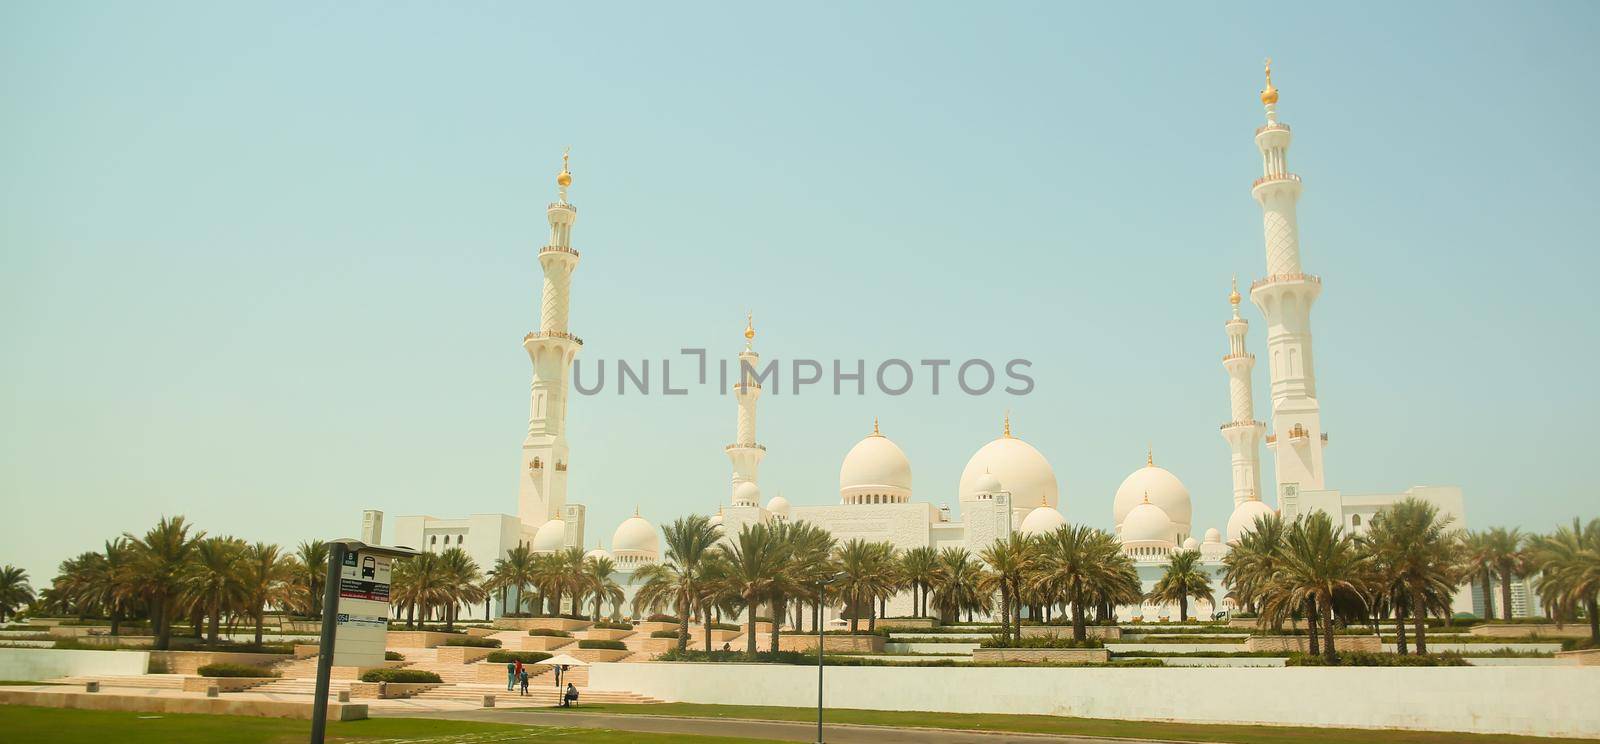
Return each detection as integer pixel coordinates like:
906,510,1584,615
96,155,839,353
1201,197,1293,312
1248,60,1327,496
727,313,765,506
519,150,583,526
1220,278,1267,506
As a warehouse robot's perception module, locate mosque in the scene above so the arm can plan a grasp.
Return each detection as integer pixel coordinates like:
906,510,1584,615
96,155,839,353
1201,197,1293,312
369,63,1472,621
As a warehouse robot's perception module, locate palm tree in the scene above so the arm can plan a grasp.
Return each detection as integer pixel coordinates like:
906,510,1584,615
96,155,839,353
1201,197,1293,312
1530,518,1600,644
493,544,539,615
1147,548,1213,623
1484,527,1527,622
1031,525,1136,640
529,552,566,617
929,548,987,623
899,546,938,620
181,536,248,643
294,540,329,618
631,515,722,652
126,516,204,650
0,566,34,624
438,547,483,630
718,523,792,656
833,539,895,634
979,534,1035,645
1459,531,1498,621
1259,511,1366,662
784,521,837,632
241,542,295,645
1222,512,1288,620
1362,497,1460,654
582,555,624,620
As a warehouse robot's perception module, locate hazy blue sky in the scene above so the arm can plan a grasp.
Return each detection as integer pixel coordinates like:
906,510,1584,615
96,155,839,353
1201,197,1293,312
3,2,1597,585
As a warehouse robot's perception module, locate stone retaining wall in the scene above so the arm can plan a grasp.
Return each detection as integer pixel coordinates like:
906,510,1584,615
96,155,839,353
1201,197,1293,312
970,647,1109,663
1557,648,1600,666
518,636,575,651
1469,623,1590,639
493,617,591,632
1020,625,1123,640
572,648,632,663
0,689,367,720
181,676,277,693
1243,635,1381,653
347,681,441,699
435,645,495,664
877,618,939,629
634,622,680,634
578,628,634,641
777,635,886,654
148,651,292,676
383,631,462,649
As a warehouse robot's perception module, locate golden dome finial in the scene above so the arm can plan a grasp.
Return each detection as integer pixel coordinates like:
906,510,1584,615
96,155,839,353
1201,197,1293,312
1143,490,1151,504
1260,58,1279,106
556,147,573,193
1230,275,1241,306
872,417,881,436
744,311,755,341
634,505,640,517
1147,443,1154,467
1003,410,1012,439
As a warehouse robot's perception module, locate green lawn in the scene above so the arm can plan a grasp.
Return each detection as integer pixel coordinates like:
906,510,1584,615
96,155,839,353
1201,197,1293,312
0,705,780,744
530,702,1593,744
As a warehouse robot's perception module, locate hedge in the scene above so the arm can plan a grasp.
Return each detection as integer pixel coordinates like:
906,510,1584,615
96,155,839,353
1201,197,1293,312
707,622,739,631
197,663,280,678
591,620,633,631
486,651,553,665
1285,652,1468,667
360,668,442,683
646,614,680,624
578,639,627,650
441,636,502,648
384,651,405,661
527,628,573,637
651,630,686,638
978,635,1104,649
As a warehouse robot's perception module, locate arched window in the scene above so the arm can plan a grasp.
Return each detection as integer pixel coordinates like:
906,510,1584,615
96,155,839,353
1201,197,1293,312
1351,514,1361,527
430,535,437,545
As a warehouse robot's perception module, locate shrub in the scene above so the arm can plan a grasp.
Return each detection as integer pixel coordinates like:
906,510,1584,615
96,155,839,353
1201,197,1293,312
197,663,279,678
750,616,773,623
646,614,680,624
360,668,442,683
651,630,686,638
527,628,573,637
1285,652,1468,667
147,659,168,674
501,612,535,618
1562,638,1597,652
441,636,501,648
707,622,739,631
384,651,405,661
578,639,627,650
486,651,552,665
979,635,1104,649
591,620,633,631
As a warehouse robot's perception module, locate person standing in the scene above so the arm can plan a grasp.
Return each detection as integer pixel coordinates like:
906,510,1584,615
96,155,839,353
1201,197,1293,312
505,660,516,692
519,668,530,696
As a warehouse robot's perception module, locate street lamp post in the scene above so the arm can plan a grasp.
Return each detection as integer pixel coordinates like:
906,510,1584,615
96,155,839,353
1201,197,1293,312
816,581,825,744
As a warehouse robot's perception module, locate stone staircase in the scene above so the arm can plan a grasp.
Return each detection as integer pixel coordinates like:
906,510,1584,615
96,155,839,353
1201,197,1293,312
251,677,354,696
52,674,187,690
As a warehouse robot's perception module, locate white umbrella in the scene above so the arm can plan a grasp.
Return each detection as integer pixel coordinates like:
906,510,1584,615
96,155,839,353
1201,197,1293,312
540,653,589,667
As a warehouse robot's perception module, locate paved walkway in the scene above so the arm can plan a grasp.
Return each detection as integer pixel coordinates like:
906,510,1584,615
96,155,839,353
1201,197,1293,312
390,708,1199,744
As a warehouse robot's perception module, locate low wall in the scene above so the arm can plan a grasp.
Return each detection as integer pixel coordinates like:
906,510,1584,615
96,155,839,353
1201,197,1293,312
281,621,322,633
0,648,150,679
181,676,276,693
1243,635,1381,653
518,636,574,652
589,662,1600,739
1470,623,1590,639
1020,625,1123,640
579,629,634,641
493,617,590,632
885,642,977,655
465,627,499,638
777,635,885,654
293,644,319,659
572,648,631,663
148,651,290,676
877,618,939,630
971,648,1109,663
634,622,680,634
71,635,156,647
435,646,495,664
1558,649,1600,666
384,631,462,649
348,681,441,699
0,689,366,720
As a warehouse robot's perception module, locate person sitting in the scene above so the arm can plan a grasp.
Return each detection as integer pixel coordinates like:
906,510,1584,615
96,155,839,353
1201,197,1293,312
562,682,579,707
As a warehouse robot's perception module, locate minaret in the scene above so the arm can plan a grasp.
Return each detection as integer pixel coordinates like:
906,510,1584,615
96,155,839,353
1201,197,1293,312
519,150,583,526
727,313,766,506
1248,60,1327,496
1220,278,1267,506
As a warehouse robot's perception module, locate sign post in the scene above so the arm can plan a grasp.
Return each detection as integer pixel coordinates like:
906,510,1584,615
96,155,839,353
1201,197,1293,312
309,539,418,744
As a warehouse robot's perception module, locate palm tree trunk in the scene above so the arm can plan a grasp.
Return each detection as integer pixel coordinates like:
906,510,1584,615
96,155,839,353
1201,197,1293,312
701,607,711,654
678,604,691,653
154,598,170,651
1499,566,1515,621
1412,591,1429,654
769,594,783,653
207,608,221,643
1178,596,1188,623
1322,594,1337,663
1394,600,1409,655
110,607,122,637
254,611,265,646
1305,598,1320,656
745,603,758,658
1480,574,1495,620
1587,597,1599,645
1071,599,1087,642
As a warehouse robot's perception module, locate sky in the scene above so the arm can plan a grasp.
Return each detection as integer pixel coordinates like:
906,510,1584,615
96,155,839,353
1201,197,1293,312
3,1,1598,587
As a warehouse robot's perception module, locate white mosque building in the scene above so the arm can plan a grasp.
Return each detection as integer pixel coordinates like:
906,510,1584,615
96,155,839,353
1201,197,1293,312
369,62,1472,622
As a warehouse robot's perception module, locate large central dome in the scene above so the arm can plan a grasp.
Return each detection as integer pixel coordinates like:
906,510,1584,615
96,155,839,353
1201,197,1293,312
957,426,1059,514
839,421,912,504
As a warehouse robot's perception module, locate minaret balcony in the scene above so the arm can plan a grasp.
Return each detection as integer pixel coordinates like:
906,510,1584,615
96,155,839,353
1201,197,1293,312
1221,352,1255,364
1251,173,1301,189
1219,420,1266,432
540,245,580,258
546,201,577,213
1255,122,1291,136
725,442,767,452
524,330,584,346
1249,273,1321,292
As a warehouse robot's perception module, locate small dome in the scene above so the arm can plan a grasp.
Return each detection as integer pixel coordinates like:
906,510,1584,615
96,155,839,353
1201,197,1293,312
1018,505,1067,536
1204,527,1222,544
1113,461,1191,534
974,471,1003,495
1227,500,1276,544
531,518,567,552
612,513,660,555
732,481,761,506
765,494,791,518
839,427,912,502
958,434,1059,512
1122,499,1175,543
708,513,723,527
1182,537,1200,551
584,545,611,562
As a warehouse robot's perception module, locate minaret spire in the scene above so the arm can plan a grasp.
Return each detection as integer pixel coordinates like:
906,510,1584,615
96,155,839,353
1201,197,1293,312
1220,279,1267,507
519,149,585,531
1247,63,1327,498
727,312,766,506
